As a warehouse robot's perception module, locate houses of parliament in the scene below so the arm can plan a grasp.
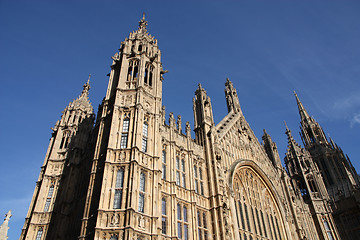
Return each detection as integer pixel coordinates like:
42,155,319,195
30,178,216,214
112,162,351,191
19,16,360,240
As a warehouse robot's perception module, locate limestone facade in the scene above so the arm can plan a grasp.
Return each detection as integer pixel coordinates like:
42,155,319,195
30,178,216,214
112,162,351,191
20,16,359,240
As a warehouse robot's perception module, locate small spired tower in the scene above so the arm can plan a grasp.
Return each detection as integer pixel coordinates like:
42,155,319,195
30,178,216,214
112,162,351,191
20,78,94,240
294,92,360,239
295,92,359,198
262,129,282,169
193,83,215,146
284,124,340,240
0,210,11,240
224,78,242,114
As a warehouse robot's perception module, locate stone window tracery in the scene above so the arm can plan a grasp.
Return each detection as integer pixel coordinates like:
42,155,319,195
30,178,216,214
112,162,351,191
144,63,153,87
197,209,208,240
177,203,189,240
194,163,204,196
127,60,139,82
233,166,285,240
176,153,186,188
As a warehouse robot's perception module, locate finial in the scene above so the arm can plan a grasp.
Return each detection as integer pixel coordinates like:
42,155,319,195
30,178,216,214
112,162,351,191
138,12,148,31
284,120,289,131
81,75,91,97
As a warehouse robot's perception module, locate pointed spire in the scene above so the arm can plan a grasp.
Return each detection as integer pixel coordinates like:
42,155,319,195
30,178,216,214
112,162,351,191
294,91,310,122
0,210,11,240
285,121,295,143
80,74,91,98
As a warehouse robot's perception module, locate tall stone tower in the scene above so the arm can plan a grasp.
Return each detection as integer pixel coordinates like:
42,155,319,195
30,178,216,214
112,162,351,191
284,125,339,240
294,92,360,239
20,79,94,240
79,15,166,240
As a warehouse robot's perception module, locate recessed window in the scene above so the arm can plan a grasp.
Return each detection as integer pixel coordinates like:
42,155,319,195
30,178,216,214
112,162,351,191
139,172,145,213
44,184,54,212
113,168,124,209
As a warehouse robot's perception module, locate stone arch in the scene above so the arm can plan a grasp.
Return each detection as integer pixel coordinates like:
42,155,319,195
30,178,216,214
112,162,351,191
227,159,289,240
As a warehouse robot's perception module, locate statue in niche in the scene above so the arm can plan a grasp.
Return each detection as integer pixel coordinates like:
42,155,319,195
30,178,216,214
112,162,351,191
138,215,145,229
110,213,119,227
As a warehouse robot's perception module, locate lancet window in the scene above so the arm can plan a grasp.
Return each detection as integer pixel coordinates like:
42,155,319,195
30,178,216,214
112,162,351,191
142,121,148,152
233,166,285,240
197,209,208,240
127,60,139,82
144,63,153,87
35,227,43,240
120,115,130,149
139,171,146,213
194,164,204,195
113,168,124,209
44,184,54,212
161,197,167,234
176,154,186,188
162,147,167,180
60,132,71,149
177,203,189,240
323,219,335,240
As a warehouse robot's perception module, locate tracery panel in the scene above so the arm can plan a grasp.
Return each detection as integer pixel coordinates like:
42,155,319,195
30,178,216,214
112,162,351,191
233,166,286,240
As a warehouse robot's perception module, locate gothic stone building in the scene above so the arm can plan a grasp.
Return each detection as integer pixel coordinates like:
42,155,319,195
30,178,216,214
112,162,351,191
20,16,360,240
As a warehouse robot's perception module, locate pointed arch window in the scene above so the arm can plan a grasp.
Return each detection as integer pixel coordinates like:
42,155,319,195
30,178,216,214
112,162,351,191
35,227,43,240
232,167,285,239
176,155,186,188
177,203,189,240
139,171,145,213
113,168,124,209
162,149,167,179
120,117,130,149
161,197,167,234
323,219,335,240
142,122,148,152
194,164,205,195
197,209,208,240
127,60,139,81
44,184,54,212
144,64,153,87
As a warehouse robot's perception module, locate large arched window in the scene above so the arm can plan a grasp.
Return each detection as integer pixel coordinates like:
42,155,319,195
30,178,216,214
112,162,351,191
232,166,285,240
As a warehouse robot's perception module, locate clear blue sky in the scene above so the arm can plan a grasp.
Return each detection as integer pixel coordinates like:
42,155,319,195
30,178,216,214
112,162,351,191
1,1,360,238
